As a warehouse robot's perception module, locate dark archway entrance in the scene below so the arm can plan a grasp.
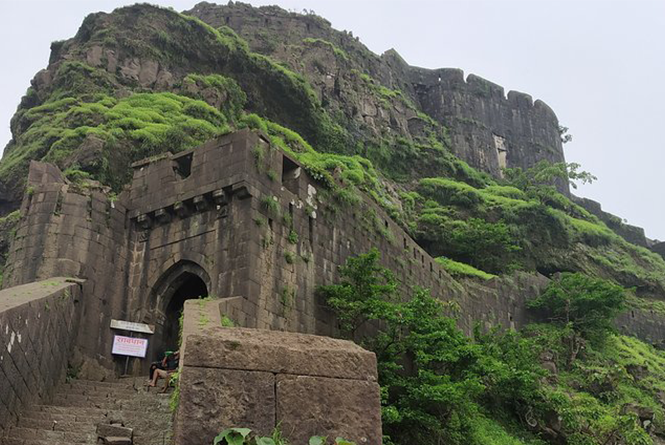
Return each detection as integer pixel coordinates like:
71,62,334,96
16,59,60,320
161,272,208,353
146,261,211,366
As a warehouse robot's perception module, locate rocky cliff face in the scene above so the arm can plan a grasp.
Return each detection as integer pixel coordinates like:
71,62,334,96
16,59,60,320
188,1,567,186
1,2,567,212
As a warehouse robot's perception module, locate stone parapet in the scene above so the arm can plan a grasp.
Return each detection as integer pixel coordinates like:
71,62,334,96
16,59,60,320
174,299,382,444
0,277,83,435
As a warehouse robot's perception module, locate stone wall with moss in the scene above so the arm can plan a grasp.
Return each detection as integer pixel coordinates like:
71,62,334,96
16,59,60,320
4,130,665,377
0,278,82,435
3,161,130,373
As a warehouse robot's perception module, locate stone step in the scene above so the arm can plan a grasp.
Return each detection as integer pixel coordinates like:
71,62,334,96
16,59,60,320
57,384,138,398
5,378,172,445
2,439,73,445
53,392,116,403
51,398,124,409
27,405,108,416
70,379,135,389
20,410,105,425
6,426,95,443
18,416,97,432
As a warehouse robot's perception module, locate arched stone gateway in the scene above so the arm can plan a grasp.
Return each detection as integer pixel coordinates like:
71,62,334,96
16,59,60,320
146,260,210,363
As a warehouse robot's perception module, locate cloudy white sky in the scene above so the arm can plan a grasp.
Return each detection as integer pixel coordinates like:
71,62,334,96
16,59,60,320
1,0,663,239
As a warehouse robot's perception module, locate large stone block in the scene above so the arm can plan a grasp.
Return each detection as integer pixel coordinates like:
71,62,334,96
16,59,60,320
183,326,377,381
276,374,382,444
175,368,275,445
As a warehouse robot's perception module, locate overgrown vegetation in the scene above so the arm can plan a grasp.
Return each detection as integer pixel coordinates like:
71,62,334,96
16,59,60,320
5,3,657,303
320,250,664,445
1,88,237,191
213,427,356,445
409,162,665,295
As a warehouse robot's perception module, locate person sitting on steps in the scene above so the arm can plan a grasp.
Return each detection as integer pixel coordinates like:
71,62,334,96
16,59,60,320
148,350,179,392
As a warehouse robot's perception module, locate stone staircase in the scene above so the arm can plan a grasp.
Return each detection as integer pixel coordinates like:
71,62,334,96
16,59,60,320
2,378,173,445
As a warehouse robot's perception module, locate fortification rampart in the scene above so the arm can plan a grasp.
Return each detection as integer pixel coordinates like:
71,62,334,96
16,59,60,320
408,67,568,192
175,299,382,445
3,130,664,377
3,161,130,373
572,196,649,248
0,278,82,435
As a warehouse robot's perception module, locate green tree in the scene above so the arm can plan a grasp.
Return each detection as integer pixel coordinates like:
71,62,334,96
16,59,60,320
317,248,397,338
528,273,626,340
446,218,520,274
528,273,626,367
504,160,596,205
319,251,544,445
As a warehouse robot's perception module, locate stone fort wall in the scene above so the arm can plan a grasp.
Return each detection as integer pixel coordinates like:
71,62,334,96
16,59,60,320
406,66,568,191
0,278,82,434
3,162,130,372
189,3,567,192
4,129,665,375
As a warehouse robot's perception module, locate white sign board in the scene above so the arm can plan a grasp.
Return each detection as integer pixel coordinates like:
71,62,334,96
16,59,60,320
110,319,154,335
112,335,149,358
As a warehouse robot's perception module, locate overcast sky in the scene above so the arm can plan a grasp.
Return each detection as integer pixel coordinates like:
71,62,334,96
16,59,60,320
1,0,663,240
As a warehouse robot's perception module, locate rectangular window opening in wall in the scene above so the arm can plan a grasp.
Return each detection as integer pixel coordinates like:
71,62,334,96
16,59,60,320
308,216,315,246
173,152,193,179
282,156,301,195
413,247,417,259
403,237,407,249
289,202,294,220
268,218,274,231
430,263,433,272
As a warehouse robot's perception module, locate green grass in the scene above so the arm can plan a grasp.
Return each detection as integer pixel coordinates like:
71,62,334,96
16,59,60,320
436,257,496,280
302,37,349,60
1,89,235,191
0,210,20,225
469,416,545,445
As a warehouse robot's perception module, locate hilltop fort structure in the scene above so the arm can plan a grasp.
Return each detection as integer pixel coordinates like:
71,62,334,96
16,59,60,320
2,129,664,444
2,3,665,444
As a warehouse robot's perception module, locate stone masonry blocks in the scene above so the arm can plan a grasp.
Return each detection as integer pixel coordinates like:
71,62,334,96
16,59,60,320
175,368,275,445
0,278,81,431
276,374,382,445
184,327,378,381
175,301,382,444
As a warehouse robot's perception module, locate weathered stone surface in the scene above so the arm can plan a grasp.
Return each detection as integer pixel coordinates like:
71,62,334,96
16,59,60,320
573,195,648,247
175,367,275,445
101,437,132,445
97,423,133,439
652,241,665,261
276,374,382,445
6,129,665,380
188,2,567,191
0,278,82,431
183,325,378,381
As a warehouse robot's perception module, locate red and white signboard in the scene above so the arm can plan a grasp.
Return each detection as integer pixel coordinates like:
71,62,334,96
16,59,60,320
112,335,149,358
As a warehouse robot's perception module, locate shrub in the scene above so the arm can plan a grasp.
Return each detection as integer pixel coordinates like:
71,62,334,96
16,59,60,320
528,272,626,344
213,428,356,445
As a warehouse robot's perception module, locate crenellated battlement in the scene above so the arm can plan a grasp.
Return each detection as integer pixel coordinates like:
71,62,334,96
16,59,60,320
407,65,567,190
409,66,557,115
